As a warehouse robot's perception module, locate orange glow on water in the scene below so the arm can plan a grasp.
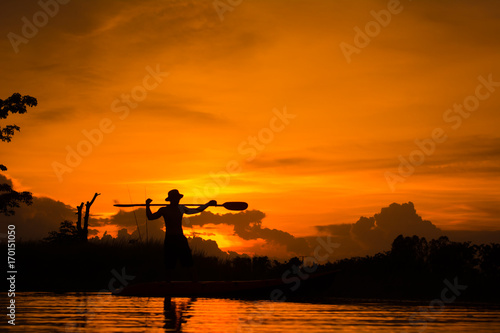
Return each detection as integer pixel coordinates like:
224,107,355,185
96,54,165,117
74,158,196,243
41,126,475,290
14,293,500,332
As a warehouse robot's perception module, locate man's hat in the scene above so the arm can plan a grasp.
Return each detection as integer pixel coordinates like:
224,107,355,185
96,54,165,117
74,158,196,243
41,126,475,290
165,189,184,201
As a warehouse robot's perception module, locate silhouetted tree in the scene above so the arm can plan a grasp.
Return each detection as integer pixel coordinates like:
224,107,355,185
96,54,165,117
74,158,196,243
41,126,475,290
428,236,477,276
0,183,33,216
0,93,37,142
76,202,84,240
286,256,303,268
391,235,428,270
0,93,37,216
44,220,79,243
478,243,500,277
76,193,100,242
232,256,252,280
252,256,271,278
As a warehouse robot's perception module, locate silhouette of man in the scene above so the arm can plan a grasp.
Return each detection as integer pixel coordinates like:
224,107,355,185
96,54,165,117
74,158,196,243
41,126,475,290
146,189,216,282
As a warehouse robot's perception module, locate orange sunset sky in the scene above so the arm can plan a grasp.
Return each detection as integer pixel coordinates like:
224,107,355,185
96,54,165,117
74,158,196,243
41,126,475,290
1,0,500,258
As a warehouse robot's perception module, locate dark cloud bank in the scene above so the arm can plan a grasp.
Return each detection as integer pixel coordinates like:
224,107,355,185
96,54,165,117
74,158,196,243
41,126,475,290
2,173,499,259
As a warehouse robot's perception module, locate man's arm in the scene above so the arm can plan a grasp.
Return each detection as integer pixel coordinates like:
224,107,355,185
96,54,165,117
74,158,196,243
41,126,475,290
145,198,163,220
182,200,217,215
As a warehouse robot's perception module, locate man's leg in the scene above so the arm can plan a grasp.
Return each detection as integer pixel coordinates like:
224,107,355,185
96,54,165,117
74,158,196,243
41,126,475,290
164,237,175,282
189,266,199,283
179,236,196,282
165,269,172,283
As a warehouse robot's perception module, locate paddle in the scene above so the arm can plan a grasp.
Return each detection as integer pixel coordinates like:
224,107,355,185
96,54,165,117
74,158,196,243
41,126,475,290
114,201,248,211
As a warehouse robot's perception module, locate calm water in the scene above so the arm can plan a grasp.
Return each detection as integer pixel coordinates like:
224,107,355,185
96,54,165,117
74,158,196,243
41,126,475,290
2,293,500,332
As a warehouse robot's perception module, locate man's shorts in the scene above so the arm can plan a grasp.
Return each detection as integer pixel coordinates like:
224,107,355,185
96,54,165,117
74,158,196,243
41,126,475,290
164,234,194,269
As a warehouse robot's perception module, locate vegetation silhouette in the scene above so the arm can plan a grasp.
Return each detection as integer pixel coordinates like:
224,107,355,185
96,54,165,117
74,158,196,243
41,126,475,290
14,227,500,302
0,93,37,216
44,220,80,243
43,193,101,243
324,235,500,302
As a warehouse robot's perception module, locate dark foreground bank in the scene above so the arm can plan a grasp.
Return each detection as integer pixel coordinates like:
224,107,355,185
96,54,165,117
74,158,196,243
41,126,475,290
5,235,500,303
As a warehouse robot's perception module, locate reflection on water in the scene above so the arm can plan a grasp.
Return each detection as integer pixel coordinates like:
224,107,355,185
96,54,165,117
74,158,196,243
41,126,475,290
2,292,500,332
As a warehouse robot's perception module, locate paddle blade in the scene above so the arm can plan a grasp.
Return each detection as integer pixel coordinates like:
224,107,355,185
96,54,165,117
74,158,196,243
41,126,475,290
222,202,248,211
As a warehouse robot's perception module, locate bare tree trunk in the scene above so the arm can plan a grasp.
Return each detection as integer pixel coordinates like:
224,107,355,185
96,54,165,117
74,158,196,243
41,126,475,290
76,203,84,241
82,193,100,242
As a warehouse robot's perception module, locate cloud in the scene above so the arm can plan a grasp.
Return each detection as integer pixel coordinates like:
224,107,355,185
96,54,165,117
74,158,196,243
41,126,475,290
265,135,500,178
3,175,499,260
31,106,76,123
0,174,103,240
0,174,13,187
316,223,350,236
184,210,265,228
105,208,147,228
316,202,443,258
146,103,226,123
111,222,238,259
1,176,77,240
189,236,229,258
184,210,311,255
445,230,500,245
407,135,500,176
85,207,310,256
90,208,166,241
107,209,312,256
375,202,441,236
247,149,402,176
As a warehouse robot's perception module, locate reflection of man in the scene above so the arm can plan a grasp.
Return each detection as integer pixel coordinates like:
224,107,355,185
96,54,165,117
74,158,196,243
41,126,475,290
146,189,216,282
163,297,193,331
163,297,179,331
